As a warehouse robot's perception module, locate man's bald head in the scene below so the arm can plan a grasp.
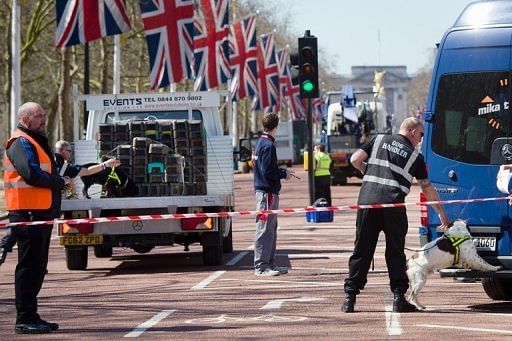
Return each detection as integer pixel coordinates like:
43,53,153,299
18,102,46,134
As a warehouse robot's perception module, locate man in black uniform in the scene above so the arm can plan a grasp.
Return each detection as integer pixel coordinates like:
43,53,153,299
341,117,450,313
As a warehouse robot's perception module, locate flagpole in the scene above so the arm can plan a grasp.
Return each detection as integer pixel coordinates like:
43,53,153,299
113,35,121,94
83,43,90,136
10,0,21,133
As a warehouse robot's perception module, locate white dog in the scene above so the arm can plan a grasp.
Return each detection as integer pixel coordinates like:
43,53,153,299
407,220,502,310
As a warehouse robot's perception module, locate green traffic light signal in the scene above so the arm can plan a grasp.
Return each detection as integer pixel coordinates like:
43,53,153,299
301,80,315,93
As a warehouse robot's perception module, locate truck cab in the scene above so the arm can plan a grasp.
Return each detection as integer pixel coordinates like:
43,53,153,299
420,0,512,300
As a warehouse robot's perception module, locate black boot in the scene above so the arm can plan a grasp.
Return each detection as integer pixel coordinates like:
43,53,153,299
0,247,6,266
341,294,356,313
393,292,418,313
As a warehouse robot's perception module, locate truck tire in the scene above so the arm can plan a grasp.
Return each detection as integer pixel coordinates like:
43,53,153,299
94,245,113,258
332,174,347,186
65,246,88,270
223,222,233,254
482,278,512,300
203,231,223,265
133,245,154,254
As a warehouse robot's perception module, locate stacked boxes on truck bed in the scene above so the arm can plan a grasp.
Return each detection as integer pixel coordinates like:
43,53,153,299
96,119,207,197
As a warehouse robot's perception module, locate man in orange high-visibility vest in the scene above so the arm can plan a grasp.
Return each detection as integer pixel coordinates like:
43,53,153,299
3,102,70,334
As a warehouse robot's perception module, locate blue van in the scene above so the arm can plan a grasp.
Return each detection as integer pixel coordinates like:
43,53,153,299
421,0,512,300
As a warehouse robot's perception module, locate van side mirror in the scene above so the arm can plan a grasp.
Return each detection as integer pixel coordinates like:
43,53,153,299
239,138,252,162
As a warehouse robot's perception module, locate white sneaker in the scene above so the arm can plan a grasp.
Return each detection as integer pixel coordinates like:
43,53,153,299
271,266,288,274
255,268,280,276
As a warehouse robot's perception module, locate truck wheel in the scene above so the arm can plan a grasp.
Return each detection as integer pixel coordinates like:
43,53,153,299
223,222,233,254
94,245,113,258
203,231,223,265
132,245,154,254
482,278,512,300
65,246,88,270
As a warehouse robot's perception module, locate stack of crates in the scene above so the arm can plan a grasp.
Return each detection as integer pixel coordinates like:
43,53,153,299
95,119,207,197
115,122,129,146
147,143,169,196
167,154,184,195
98,123,115,156
129,121,144,140
132,137,151,185
115,144,133,178
144,121,158,141
189,120,207,195
158,120,174,153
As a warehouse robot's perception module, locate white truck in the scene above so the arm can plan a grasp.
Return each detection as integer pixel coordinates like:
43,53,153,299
274,121,294,167
59,91,235,270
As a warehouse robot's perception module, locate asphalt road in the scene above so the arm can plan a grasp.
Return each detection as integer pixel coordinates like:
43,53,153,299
1,166,511,339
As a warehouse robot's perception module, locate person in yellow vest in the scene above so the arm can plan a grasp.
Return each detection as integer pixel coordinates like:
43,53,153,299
314,144,332,206
3,102,71,334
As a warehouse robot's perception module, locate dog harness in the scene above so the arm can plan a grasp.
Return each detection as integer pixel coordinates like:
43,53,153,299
108,169,122,186
444,234,471,265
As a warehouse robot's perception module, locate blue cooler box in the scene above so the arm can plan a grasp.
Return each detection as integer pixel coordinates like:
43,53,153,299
306,199,333,223
306,210,333,223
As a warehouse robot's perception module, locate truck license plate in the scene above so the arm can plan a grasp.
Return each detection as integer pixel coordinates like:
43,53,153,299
472,237,496,251
60,234,103,246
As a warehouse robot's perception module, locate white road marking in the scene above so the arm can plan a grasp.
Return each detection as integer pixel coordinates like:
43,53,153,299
226,251,248,266
385,305,402,336
124,309,176,338
261,296,325,310
192,251,248,290
221,278,340,286
191,270,226,290
418,324,512,335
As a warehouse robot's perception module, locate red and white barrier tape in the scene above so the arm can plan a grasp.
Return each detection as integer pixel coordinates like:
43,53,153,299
0,196,509,228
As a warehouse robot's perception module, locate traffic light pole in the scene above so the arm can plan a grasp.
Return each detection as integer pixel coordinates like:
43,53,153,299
307,98,315,205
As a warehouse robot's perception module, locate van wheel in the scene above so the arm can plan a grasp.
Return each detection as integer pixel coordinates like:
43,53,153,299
94,245,113,258
203,231,223,265
132,245,154,254
65,246,88,270
223,222,233,254
482,278,512,300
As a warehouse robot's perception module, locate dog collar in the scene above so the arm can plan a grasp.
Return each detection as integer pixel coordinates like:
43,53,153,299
444,234,471,265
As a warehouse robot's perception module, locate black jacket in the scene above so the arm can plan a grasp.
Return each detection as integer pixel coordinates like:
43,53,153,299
6,125,65,220
253,133,287,194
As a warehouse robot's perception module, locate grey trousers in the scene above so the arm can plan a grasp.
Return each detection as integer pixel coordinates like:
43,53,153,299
254,191,280,270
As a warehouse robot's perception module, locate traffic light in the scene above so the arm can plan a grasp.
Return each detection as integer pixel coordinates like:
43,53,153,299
298,31,318,98
289,48,300,86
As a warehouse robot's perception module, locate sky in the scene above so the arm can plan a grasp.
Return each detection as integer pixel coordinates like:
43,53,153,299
282,0,476,76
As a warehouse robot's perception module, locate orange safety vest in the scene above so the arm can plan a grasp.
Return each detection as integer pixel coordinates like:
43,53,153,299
3,129,52,210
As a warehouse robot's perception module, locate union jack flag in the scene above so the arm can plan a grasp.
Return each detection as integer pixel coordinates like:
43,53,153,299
313,97,325,123
229,15,258,100
193,0,230,91
55,0,131,48
254,34,279,112
277,48,305,120
140,0,194,89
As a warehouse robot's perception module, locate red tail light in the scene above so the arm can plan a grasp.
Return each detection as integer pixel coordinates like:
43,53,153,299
420,192,428,226
181,217,213,230
59,223,94,234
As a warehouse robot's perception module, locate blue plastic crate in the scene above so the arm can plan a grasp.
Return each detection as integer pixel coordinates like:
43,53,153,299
306,211,333,223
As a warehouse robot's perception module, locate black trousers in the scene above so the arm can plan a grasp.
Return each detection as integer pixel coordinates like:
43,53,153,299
10,213,52,324
314,175,332,206
344,207,409,295
0,228,17,251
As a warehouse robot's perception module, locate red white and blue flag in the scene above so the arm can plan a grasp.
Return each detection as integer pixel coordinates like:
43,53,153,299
313,97,325,123
140,0,195,89
193,0,231,91
229,15,258,100
277,48,305,120
55,0,131,48
254,34,279,112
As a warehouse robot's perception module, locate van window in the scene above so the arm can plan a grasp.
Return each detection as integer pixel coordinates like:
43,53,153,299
105,110,202,123
432,72,510,164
